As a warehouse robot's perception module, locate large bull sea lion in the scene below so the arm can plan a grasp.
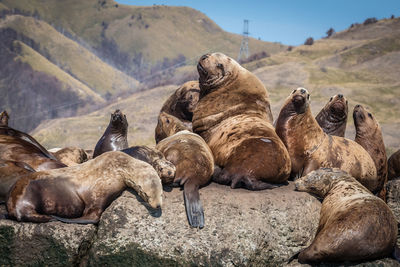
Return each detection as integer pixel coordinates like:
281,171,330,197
275,88,378,192
192,52,290,190
294,168,399,263
0,160,35,202
315,94,348,137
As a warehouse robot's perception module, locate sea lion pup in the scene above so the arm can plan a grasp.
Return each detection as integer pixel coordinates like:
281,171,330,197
155,114,214,228
388,149,400,180
52,146,88,166
155,112,192,144
275,88,378,192
192,52,290,190
155,81,199,143
0,160,35,202
93,109,128,158
121,145,176,183
353,105,388,199
6,151,163,224
315,94,348,137
293,168,399,263
0,125,66,171
0,110,9,126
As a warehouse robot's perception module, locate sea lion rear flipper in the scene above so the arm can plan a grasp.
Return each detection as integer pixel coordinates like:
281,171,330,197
393,245,400,262
51,215,99,225
231,175,280,190
183,181,204,229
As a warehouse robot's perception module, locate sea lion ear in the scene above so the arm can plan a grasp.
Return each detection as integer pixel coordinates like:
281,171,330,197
292,89,296,94
329,97,333,102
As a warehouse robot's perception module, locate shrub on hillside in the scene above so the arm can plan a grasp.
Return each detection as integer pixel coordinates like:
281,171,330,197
325,28,335,38
304,37,314,46
363,17,377,25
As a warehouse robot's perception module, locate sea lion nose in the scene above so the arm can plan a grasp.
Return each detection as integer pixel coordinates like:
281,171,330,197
300,89,306,94
168,170,172,176
338,94,343,98
200,54,209,61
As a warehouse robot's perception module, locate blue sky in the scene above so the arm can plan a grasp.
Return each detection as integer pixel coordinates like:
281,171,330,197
116,0,400,45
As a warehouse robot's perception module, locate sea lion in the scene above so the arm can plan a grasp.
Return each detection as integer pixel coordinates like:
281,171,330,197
388,149,400,180
93,109,128,158
121,145,176,183
155,112,192,143
6,151,163,224
0,125,66,171
275,88,378,192
353,104,388,199
0,160,35,202
192,52,290,190
155,81,199,143
315,94,348,137
52,146,89,167
294,168,398,263
0,111,9,126
156,119,214,228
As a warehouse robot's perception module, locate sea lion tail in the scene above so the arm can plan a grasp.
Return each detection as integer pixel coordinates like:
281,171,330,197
393,245,400,262
183,181,204,229
51,215,99,225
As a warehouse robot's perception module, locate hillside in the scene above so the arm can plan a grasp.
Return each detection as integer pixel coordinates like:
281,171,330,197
32,17,400,156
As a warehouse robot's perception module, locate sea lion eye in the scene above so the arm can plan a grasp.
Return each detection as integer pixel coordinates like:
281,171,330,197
368,113,372,118
217,63,224,69
329,97,333,102
166,118,170,123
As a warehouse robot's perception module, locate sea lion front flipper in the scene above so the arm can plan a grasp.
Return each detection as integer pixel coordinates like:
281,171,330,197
51,215,99,225
183,181,204,229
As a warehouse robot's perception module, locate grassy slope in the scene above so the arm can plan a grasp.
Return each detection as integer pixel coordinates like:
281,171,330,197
0,15,139,96
0,0,287,64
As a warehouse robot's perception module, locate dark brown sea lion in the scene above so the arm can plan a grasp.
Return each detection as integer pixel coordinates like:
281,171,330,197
0,111,9,126
156,130,214,228
0,160,35,202
353,104,388,199
51,146,88,166
155,112,192,144
155,81,199,143
275,88,378,192
93,109,128,158
0,125,66,171
192,52,289,190
294,168,398,263
6,151,163,224
315,94,348,137
388,149,400,180
122,145,176,183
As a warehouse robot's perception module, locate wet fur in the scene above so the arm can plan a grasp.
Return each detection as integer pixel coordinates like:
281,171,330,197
315,94,348,137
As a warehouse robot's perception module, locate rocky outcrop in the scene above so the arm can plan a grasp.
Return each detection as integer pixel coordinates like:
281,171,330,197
0,181,399,266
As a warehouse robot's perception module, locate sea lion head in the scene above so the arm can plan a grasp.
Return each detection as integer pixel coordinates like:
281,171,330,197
176,81,200,119
353,104,379,137
155,112,191,143
110,109,128,130
197,52,239,96
154,158,176,184
0,110,9,126
295,168,349,197
280,87,311,116
326,94,348,121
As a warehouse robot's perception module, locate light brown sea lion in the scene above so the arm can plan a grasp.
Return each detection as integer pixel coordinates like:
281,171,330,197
155,81,199,143
315,94,348,137
121,145,176,183
52,146,88,166
353,104,388,199
156,124,214,228
6,151,163,224
192,52,289,190
294,168,399,263
0,111,9,126
155,112,192,143
0,125,66,171
0,160,35,202
275,88,378,192
93,109,128,158
388,149,400,180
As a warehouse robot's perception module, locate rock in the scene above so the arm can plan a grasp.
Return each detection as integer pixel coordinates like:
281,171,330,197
86,182,321,266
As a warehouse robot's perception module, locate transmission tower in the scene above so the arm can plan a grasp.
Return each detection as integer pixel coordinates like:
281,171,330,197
238,19,249,62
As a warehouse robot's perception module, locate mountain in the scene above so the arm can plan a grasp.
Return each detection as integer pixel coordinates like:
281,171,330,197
32,16,400,156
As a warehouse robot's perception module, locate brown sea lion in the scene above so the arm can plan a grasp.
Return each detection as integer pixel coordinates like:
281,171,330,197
122,145,176,183
0,125,66,171
6,151,163,224
192,52,290,190
156,128,214,229
275,88,378,192
0,111,9,126
93,109,128,158
388,149,400,180
155,112,192,143
315,94,348,137
0,160,35,202
353,104,388,199
155,81,199,143
52,146,88,166
294,168,399,263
